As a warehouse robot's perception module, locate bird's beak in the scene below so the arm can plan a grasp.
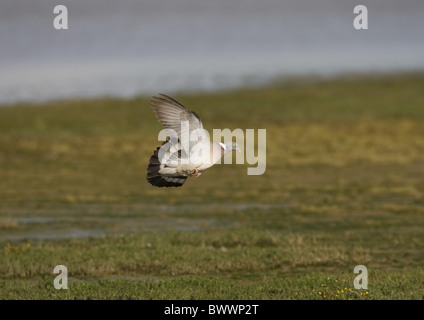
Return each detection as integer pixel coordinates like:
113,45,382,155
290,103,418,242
237,147,241,153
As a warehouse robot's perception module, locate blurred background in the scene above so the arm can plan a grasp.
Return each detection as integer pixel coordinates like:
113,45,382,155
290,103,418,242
1,0,424,299
1,0,423,105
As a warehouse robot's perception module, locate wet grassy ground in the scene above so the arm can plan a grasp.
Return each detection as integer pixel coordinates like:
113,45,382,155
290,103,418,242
0,73,423,299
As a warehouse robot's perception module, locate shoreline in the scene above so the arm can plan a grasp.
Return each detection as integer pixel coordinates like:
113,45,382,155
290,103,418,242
1,70,424,109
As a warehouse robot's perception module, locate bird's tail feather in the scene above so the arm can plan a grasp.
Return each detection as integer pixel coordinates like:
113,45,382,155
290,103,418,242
146,146,187,187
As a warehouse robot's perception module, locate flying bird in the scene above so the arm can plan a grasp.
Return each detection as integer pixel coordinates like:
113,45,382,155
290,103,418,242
147,94,240,187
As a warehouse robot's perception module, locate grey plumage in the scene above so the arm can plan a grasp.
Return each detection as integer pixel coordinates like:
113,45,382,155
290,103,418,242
150,94,203,143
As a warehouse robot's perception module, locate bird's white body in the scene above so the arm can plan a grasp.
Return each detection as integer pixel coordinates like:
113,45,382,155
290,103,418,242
157,141,226,175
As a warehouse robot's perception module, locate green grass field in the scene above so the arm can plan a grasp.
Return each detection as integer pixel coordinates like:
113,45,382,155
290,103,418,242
0,73,423,299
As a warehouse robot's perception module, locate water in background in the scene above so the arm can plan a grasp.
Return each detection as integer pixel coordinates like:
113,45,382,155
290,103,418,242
1,0,423,104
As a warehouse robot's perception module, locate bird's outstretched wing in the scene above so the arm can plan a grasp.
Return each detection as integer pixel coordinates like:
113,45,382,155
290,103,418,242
150,94,204,142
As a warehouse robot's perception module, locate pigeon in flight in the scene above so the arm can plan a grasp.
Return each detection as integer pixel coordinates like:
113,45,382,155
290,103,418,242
147,94,240,187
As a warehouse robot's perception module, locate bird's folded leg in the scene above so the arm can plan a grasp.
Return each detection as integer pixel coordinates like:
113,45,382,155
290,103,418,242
190,168,200,178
